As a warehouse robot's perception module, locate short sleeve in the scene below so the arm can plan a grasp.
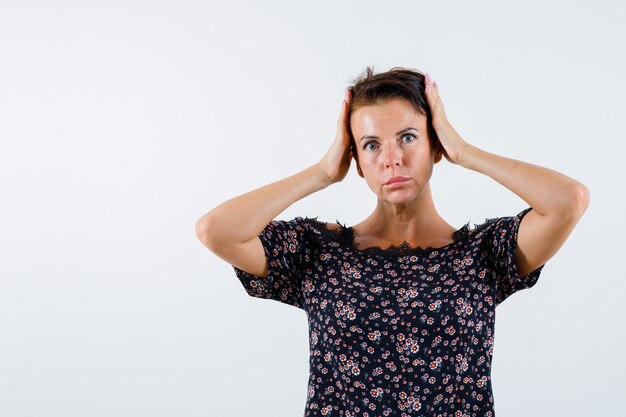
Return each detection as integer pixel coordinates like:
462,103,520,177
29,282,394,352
232,217,307,310
491,207,546,307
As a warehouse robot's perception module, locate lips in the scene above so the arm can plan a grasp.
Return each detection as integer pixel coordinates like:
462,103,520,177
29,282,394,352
384,176,410,185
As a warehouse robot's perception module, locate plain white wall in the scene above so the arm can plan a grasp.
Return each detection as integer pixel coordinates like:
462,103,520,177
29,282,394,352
1,1,623,416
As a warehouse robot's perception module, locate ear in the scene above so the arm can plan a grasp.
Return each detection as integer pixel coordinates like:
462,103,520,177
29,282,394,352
353,150,364,177
433,141,443,164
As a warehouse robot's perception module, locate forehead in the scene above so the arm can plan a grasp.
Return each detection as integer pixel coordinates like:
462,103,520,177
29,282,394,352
350,98,425,132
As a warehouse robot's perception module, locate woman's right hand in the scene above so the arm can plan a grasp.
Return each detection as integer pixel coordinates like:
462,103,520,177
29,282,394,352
317,88,353,186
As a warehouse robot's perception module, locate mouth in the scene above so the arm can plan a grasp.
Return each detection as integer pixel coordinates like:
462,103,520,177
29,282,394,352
384,176,410,185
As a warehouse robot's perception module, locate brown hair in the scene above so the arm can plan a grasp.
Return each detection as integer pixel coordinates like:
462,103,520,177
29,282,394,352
346,65,439,156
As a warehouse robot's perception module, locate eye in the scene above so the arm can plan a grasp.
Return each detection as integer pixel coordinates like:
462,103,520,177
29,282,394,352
363,141,378,151
363,134,417,151
401,133,417,143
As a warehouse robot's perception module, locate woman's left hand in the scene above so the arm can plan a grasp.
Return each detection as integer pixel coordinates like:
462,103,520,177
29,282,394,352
424,73,471,166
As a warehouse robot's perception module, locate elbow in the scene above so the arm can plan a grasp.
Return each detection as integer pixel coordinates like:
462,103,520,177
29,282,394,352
195,216,215,247
572,183,590,214
559,183,590,221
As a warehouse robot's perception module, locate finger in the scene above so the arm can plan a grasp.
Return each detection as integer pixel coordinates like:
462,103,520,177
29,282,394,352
338,99,347,117
426,84,440,99
425,86,435,102
425,73,438,91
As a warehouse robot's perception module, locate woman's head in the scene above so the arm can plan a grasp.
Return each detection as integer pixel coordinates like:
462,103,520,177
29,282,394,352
346,66,443,203
347,66,439,158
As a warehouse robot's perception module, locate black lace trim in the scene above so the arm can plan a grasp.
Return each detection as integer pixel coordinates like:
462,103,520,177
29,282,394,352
304,215,500,256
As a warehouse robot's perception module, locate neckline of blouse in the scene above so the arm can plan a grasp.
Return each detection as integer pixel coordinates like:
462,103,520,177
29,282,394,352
304,216,496,256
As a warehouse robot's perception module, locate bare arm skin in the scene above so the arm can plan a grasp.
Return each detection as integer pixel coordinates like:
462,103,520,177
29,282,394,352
195,164,328,248
459,143,590,277
424,73,590,278
195,89,353,277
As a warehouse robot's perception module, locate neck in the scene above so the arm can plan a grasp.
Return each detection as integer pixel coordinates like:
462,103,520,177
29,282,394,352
358,183,451,242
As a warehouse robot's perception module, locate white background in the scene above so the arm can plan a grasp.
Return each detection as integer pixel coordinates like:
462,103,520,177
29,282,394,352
1,1,624,416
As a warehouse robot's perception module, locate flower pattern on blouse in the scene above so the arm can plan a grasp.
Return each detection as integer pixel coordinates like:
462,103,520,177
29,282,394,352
232,207,545,417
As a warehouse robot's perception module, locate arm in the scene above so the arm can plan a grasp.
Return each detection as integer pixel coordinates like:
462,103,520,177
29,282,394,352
458,144,590,218
458,144,589,277
196,87,353,249
195,164,328,247
424,73,590,277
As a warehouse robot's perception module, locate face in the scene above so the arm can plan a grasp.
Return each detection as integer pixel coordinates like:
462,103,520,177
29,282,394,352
350,98,442,204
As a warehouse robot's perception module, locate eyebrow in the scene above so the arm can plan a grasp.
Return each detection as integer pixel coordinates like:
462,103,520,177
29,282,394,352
359,127,419,142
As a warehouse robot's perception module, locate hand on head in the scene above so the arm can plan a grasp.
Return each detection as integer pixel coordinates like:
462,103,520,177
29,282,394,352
317,88,354,186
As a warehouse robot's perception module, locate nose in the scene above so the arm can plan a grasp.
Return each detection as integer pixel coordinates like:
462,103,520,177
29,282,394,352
383,143,403,167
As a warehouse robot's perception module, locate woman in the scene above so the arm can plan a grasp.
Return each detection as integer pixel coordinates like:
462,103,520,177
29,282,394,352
196,67,589,416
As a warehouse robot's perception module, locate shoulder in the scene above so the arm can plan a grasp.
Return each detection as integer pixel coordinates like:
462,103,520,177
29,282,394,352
451,215,502,250
295,217,352,248
264,216,342,239
258,217,314,242
297,216,345,234
458,208,534,249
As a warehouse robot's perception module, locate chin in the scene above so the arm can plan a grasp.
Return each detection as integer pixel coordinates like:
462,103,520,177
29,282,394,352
378,190,417,203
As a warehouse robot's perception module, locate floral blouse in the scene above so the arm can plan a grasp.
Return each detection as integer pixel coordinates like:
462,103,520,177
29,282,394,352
232,207,545,417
